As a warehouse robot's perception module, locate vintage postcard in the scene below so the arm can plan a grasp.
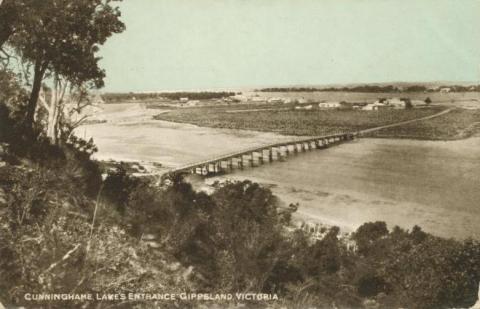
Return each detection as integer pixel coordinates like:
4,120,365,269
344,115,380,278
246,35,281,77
0,0,479,308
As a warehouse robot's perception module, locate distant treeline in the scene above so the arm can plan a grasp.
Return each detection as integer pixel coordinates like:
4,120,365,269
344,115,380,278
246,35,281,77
258,85,480,93
102,91,237,103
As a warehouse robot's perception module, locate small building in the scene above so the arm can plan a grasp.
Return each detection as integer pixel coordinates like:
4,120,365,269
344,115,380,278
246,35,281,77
295,104,313,110
440,87,452,93
251,97,265,103
179,97,189,103
362,101,389,111
319,101,342,109
267,97,283,104
318,101,350,109
352,102,368,109
232,95,248,102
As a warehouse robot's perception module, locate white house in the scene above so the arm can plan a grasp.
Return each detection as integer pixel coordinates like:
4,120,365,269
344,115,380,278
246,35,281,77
267,97,283,104
362,101,388,111
318,101,342,109
251,97,265,102
295,104,313,110
232,95,248,102
179,97,189,103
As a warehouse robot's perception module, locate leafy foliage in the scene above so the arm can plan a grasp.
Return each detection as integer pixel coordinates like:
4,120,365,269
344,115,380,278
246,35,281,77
8,0,125,89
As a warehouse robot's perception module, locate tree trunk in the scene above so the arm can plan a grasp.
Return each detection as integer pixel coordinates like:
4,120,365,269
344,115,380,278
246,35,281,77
45,76,67,145
46,107,61,144
26,61,46,135
46,93,58,144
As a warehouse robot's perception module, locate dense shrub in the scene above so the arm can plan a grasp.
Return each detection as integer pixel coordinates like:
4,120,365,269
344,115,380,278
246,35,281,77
1,157,479,308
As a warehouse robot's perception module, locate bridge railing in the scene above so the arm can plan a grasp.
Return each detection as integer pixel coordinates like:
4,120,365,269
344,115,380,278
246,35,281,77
170,131,354,173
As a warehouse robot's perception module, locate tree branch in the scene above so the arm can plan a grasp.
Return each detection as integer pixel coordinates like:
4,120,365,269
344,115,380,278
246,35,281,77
41,244,81,275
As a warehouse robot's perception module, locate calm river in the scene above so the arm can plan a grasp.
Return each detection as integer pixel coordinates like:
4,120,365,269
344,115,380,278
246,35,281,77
81,104,480,239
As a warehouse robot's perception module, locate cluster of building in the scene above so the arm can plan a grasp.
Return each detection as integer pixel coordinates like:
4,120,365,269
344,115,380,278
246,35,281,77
247,96,307,104
173,94,429,111
314,98,427,111
361,98,426,110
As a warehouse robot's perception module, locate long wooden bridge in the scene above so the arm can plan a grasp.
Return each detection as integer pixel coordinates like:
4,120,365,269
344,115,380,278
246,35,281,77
166,108,452,177
169,131,356,177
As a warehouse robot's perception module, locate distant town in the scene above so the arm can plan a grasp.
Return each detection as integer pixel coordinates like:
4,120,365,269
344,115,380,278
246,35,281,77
98,83,479,110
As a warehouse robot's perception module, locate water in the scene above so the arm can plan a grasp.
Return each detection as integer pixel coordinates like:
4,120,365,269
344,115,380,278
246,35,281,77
208,138,480,239
79,103,297,167
80,104,480,239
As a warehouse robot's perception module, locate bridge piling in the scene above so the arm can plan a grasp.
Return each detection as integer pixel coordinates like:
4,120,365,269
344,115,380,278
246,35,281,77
168,132,358,178
258,155,264,164
276,147,282,160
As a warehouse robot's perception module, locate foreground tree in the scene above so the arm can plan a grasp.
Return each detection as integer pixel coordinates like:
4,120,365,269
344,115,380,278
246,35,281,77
6,0,125,138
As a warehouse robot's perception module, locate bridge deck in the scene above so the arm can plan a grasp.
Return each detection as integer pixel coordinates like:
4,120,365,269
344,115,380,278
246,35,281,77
170,132,353,174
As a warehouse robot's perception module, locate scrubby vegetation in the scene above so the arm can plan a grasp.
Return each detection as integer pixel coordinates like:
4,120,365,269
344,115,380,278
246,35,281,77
154,106,444,136
1,156,480,308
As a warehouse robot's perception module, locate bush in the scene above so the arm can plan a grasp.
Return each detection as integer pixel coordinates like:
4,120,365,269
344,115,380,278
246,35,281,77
353,221,388,255
357,273,389,297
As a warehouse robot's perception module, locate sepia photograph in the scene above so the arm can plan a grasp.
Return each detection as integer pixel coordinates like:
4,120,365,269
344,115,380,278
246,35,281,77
0,0,480,308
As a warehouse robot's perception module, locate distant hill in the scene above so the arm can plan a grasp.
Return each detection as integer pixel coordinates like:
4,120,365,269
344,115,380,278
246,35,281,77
256,82,480,93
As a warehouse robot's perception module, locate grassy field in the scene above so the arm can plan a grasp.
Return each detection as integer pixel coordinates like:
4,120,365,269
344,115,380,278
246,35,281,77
154,105,446,136
370,108,480,140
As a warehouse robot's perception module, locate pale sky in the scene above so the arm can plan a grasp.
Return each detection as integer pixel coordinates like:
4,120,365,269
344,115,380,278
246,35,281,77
99,0,480,92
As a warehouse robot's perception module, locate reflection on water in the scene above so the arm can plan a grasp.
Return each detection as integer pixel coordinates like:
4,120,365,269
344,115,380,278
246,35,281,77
80,104,480,239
